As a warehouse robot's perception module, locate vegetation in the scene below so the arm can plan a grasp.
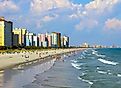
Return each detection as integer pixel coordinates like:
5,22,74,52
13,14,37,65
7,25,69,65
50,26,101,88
0,45,80,54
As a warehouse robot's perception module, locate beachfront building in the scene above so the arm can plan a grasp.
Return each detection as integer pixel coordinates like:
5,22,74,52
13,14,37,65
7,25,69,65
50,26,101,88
12,34,19,46
0,17,13,47
38,33,48,47
33,35,39,47
43,41,48,47
45,32,52,47
51,32,58,48
38,34,42,47
13,28,27,46
26,32,29,46
61,36,69,48
51,32,61,48
29,33,34,46
57,33,61,48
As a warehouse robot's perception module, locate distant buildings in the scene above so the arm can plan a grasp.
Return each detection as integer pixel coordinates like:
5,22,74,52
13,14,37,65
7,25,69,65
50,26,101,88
0,17,12,47
0,17,69,48
81,43,90,48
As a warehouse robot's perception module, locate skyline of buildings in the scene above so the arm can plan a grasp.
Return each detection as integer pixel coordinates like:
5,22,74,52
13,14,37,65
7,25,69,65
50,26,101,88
0,17,69,48
80,42,121,48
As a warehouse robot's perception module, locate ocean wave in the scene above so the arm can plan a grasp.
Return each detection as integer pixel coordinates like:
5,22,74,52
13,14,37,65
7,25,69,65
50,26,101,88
97,70,107,74
80,73,87,76
96,67,100,70
117,74,121,77
82,51,86,55
108,72,112,75
80,55,86,59
92,50,98,54
98,58,118,66
78,77,93,85
71,60,78,63
92,50,106,58
96,54,106,58
71,63,81,70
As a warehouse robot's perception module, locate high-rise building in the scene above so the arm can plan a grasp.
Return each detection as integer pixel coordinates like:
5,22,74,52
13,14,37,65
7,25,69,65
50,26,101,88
51,32,58,47
61,36,69,48
12,34,19,46
43,41,48,47
26,31,30,46
57,33,61,48
0,17,13,47
38,34,42,47
33,35,39,47
47,35,52,47
26,32,35,46
38,33,47,47
13,28,27,46
51,32,61,48
28,33,34,46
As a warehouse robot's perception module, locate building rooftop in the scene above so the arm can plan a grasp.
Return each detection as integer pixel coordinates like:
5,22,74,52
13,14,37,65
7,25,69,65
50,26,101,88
0,17,12,23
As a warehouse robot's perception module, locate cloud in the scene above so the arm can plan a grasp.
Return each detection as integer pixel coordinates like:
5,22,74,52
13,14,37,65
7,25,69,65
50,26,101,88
0,0,19,12
104,18,121,31
42,14,58,22
68,0,121,32
85,0,120,11
30,0,72,13
75,19,98,31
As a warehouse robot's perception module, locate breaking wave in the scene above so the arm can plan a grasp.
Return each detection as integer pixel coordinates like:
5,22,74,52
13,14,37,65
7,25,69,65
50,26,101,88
98,58,118,66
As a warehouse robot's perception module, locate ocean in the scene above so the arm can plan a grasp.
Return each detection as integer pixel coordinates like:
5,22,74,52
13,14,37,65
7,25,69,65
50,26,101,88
1,48,121,88
71,48,121,88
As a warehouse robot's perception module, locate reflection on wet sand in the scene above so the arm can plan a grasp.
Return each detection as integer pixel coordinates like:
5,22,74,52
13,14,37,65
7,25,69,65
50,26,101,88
0,58,56,88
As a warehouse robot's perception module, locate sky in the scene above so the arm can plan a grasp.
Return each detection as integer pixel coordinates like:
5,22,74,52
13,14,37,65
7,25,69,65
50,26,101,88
0,0,121,46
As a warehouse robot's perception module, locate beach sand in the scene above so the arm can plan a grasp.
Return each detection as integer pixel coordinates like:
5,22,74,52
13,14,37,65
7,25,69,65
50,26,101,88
0,48,88,88
0,48,84,70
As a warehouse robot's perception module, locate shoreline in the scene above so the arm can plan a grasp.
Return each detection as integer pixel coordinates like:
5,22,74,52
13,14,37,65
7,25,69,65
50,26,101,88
0,48,85,71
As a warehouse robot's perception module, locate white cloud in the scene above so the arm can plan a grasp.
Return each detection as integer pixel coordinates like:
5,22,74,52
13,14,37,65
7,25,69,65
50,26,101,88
85,0,119,11
0,0,19,12
69,0,121,32
104,18,121,30
42,14,58,22
30,0,72,13
75,19,98,31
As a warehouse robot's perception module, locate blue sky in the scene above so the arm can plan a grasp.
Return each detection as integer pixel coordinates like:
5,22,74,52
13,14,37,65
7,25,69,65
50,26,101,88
0,0,121,46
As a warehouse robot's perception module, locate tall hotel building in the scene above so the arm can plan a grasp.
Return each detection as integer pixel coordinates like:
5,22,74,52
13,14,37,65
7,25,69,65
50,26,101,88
13,28,27,46
38,34,48,47
51,32,61,48
26,32,35,46
61,36,69,48
47,34,52,47
33,35,39,47
0,17,12,47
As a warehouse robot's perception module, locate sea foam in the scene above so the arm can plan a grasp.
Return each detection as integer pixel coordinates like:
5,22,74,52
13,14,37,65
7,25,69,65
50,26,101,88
98,58,118,66
78,77,93,85
117,74,121,77
71,63,81,70
97,70,107,74
96,54,106,58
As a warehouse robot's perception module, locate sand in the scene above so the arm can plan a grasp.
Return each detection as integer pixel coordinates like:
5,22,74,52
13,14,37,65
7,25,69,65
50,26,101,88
0,48,83,70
